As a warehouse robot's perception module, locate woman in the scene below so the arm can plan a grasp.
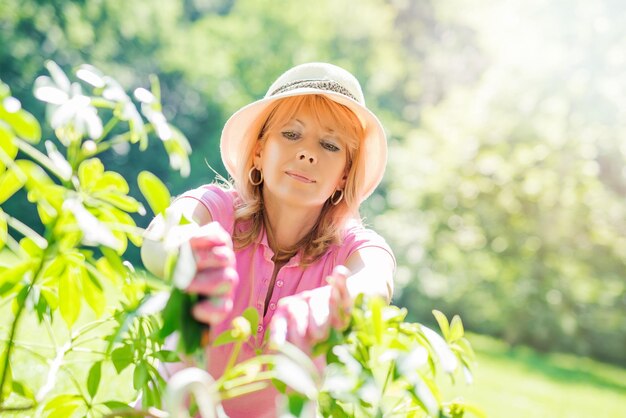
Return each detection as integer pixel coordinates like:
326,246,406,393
141,62,395,417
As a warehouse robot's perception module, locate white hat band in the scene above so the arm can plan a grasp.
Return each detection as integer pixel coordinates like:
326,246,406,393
269,79,359,102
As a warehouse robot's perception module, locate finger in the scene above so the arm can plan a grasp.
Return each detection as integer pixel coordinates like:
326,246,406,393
191,223,233,248
328,266,352,329
186,267,238,295
189,235,226,251
328,267,350,307
326,265,350,288
275,297,309,350
193,245,235,270
306,289,331,343
270,314,289,347
192,296,233,325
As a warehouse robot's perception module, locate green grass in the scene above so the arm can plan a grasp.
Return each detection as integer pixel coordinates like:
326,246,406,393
441,333,626,418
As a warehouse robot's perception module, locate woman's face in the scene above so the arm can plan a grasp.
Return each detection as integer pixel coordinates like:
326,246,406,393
255,106,350,210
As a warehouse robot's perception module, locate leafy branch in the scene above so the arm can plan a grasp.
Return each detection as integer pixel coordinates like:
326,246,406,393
0,60,190,414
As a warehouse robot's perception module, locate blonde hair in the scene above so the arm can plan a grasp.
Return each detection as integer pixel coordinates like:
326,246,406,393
230,95,365,264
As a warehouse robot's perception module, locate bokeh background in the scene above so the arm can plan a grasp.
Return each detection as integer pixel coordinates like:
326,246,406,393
2,0,625,416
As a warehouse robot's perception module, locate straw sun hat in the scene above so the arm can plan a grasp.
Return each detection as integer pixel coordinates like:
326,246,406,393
220,62,387,202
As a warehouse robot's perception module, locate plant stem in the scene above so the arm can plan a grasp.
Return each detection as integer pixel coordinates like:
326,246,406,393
0,254,46,406
0,403,35,412
223,341,242,375
36,341,71,402
96,116,120,144
13,137,69,181
2,211,48,249
382,360,395,395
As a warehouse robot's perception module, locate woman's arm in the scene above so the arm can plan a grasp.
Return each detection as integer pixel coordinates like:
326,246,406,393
140,197,213,279
343,246,395,304
141,194,238,326
270,246,395,350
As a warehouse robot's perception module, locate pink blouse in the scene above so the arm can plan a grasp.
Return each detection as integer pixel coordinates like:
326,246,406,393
179,184,394,417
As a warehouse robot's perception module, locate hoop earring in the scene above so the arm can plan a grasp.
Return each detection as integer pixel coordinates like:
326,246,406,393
330,189,344,205
248,167,263,186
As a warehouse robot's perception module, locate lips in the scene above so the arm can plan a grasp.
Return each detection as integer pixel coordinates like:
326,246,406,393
285,171,315,183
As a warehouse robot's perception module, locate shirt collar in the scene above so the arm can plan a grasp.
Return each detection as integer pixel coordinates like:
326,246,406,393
254,225,302,266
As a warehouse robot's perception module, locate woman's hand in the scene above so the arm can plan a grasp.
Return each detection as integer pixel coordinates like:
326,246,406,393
270,266,351,351
184,222,239,325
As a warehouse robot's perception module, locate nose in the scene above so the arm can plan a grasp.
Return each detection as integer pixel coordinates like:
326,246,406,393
297,150,316,164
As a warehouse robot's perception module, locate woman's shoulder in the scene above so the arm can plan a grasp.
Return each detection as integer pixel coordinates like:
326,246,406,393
185,182,238,199
178,183,240,207
340,218,384,241
177,183,239,233
331,219,395,267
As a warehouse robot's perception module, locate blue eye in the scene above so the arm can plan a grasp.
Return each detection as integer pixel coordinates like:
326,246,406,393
282,131,300,140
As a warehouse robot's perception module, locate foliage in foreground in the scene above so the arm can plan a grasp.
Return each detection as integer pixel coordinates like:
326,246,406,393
0,62,480,417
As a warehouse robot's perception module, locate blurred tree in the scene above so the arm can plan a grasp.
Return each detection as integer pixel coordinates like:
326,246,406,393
4,0,622,365
379,0,626,364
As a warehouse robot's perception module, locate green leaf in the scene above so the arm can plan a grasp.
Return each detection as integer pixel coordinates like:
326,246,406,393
44,394,82,410
409,373,440,418
0,108,41,144
20,236,43,258
47,404,81,418
40,286,59,309
11,380,35,400
95,191,141,212
286,393,310,416
93,209,127,254
87,361,102,399
11,285,28,315
212,329,239,347
17,158,54,189
162,125,191,177
133,362,149,391
151,350,180,363
59,267,81,328
318,391,351,418
242,306,260,335
421,326,458,373
101,247,127,277
432,310,450,341
82,271,105,317
42,257,65,281
102,400,133,413
0,166,26,204
370,296,384,344
137,170,171,216
0,120,19,173
78,158,105,191
158,288,184,340
94,171,129,194
449,315,464,342
111,344,134,374
179,292,205,354
0,210,7,251
454,337,477,364
0,94,41,143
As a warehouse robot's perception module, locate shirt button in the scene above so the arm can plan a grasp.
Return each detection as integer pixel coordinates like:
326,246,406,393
276,280,284,288
257,324,264,333
263,278,269,285
256,301,263,309
269,302,276,310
